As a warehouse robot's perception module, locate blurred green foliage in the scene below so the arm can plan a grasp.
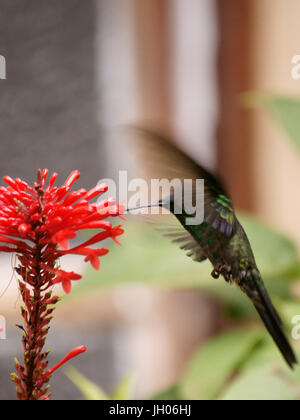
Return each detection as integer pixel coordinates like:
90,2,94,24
65,368,109,400
243,93,300,151
180,329,263,400
66,369,136,401
69,213,300,401
154,330,300,400
69,95,300,400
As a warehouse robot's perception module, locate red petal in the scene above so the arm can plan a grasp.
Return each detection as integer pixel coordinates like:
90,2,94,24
43,346,87,379
64,171,81,188
62,279,72,294
59,239,70,250
84,184,108,201
48,173,58,189
84,254,100,270
18,223,30,235
3,176,19,191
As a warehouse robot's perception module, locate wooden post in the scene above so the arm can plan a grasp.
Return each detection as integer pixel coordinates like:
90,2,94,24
217,0,254,211
133,0,171,130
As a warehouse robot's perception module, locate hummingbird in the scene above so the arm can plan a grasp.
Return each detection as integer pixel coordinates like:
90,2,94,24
127,127,297,369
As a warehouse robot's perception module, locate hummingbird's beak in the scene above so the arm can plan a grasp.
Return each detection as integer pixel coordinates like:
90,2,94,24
126,201,162,212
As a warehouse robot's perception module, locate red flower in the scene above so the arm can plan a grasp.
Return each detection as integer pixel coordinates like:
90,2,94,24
2,169,125,400
0,169,124,293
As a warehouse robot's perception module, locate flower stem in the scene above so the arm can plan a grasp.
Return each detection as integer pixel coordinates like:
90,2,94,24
12,176,57,400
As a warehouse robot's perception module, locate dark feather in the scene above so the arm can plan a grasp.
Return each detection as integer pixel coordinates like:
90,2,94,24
242,280,297,369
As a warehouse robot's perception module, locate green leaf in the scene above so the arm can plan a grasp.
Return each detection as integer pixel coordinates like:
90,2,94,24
243,93,300,150
65,368,109,400
279,300,300,327
220,367,300,400
220,330,300,400
179,328,263,400
239,213,300,282
112,373,137,400
152,385,181,400
240,337,300,374
241,340,286,372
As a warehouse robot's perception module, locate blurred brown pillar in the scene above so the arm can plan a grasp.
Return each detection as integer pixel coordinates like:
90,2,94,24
217,0,254,211
133,0,171,130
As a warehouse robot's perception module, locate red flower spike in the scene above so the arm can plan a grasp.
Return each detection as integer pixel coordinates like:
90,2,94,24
2,169,125,400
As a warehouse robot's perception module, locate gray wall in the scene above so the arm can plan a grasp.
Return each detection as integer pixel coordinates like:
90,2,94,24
0,0,103,188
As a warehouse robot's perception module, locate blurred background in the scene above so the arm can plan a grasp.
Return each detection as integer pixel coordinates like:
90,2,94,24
0,0,300,400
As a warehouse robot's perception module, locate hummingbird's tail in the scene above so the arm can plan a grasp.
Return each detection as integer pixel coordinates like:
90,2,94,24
243,280,297,369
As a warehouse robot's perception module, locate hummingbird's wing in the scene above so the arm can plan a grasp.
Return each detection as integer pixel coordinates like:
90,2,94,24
152,222,208,263
127,127,238,238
